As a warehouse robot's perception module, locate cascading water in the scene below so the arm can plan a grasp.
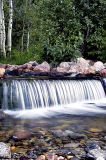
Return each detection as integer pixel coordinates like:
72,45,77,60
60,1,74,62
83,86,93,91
2,79,106,111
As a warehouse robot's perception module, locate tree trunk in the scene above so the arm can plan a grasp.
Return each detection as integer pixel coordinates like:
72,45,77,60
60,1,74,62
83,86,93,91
1,0,6,58
26,25,30,52
0,0,2,56
7,0,13,57
21,0,28,53
21,20,24,52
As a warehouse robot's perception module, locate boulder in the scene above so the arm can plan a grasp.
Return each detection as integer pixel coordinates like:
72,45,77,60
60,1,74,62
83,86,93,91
93,61,105,71
0,142,11,158
59,62,70,69
77,57,89,67
33,61,50,72
12,130,32,141
0,68,5,78
86,142,106,160
57,67,68,73
104,63,106,68
28,61,38,66
100,69,106,77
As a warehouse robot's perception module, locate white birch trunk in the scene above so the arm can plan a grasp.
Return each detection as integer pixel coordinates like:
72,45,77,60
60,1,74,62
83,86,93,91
2,0,6,58
21,22,24,52
7,0,13,56
0,0,2,55
26,29,30,52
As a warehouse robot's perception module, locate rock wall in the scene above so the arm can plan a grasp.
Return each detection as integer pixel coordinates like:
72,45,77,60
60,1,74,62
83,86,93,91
0,58,106,78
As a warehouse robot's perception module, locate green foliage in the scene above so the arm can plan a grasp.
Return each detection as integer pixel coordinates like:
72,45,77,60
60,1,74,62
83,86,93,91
0,50,43,65
1,0,106,64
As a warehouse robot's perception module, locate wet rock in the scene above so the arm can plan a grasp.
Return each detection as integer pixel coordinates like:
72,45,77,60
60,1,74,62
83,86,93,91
64,143,80,148
58,156,65,160
27,150,37,159
20,156,29,160
86,142,106,160
36,155,46,160
0,142,11,158
0,110,5,120
56,149,72,156
71,157,80,160
12,130,32,141
93,61,105,72
52,130,86,140
0,68,5,78
64,130,87,140
89,128,103,133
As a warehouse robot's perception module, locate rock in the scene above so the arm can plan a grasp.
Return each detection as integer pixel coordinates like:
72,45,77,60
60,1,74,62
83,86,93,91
86,142,106,160
46,152,58,160
0,110,5,120
36,155,46,160
0,68,5,78
93,61,105,72
0,142,11,158
59,62,70,69
56,149,72,156
33,61,50,72
77,57,89,67
28,61,38,66
27,150,37,159
64,143,80,148
57,156,65,160
89,128,103,133
64,130,87,140
104,63,106,68
12,130,32,140
57,67,69,73
52,130,86,140
100,69,106,77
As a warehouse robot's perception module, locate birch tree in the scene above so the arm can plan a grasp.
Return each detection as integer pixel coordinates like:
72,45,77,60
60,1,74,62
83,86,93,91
0,0,2,56
0,0,6,58
7,0,13,57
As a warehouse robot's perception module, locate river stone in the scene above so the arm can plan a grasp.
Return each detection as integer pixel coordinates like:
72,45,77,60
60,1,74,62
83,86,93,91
93,61,105,71
0,110,5,120
36,155,46,160
100,68,106,77
0,68,5,78
59,62,70,69
12,130,32,140
0,142,11,158
86,142,106,160
33,61,50,72
77,57,89,67
64,143,80,148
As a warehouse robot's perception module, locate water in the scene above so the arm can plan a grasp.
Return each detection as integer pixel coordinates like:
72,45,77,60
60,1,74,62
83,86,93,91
0,78,106,148
2,79,106,110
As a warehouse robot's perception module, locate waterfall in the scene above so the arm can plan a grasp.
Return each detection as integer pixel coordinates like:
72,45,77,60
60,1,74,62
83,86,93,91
2,79,106,110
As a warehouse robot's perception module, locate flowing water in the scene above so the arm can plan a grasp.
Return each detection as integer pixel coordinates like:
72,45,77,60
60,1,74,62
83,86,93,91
0,78,106,136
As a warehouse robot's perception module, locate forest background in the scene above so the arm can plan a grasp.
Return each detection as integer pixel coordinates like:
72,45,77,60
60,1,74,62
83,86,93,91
0,0,106,65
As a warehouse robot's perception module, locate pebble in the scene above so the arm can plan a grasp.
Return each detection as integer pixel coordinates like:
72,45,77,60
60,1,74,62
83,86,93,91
36,155,46,160
86,142,106,160
64,143,80,148
0,142,11,158
12,130,32,140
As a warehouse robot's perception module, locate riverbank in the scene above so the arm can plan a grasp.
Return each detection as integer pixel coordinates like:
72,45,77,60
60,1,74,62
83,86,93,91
0,58,106,78
0,114,106,159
